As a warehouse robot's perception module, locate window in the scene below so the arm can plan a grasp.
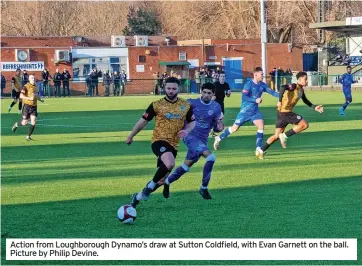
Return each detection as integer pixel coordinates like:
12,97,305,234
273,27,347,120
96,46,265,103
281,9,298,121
179,52,187,61
138,55,146,63
72,56,128,79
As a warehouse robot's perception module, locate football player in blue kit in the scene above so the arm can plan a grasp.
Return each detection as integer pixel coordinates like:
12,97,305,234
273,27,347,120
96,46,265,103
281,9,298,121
213,67,279,156
163,82,224,200
339,66,357,115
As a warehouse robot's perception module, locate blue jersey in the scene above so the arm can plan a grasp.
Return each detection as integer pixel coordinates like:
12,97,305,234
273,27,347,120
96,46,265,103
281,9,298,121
339,73,356,90
240,80,278,114
187,98,222,142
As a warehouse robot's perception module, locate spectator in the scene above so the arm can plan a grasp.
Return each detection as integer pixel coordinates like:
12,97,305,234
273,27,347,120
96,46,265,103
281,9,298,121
85,74,93,97
285,68,293,84
103,70,111,96
62,68,72,97
195,68,200,92
112,71,121,96
42,69,51,97
153,72,160,95
161,72,169,94
53,68,63,97
21,70,29,86
276,67,284,91
269,67,277,90
1,72,6,97
120,70,127,96
90,68,100,96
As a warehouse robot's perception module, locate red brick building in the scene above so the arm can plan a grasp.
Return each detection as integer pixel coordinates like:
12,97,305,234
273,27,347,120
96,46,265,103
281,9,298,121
1,36,302,94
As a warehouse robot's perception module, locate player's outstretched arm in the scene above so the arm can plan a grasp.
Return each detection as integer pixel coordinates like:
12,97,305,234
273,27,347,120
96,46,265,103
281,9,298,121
264,84,279,98
301,91,323,113
36,94,44,103
126,118,148,145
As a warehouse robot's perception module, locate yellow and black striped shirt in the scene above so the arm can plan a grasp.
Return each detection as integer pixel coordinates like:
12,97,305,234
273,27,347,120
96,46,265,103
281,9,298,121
21,83,39,106
279,84,313,112
142,97,194,149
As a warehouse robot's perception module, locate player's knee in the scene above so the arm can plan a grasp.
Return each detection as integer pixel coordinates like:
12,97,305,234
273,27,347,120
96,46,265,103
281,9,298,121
21,120,28,126
205,153,216,162
301,120,309,130
164,161,175,170
347,97,352,103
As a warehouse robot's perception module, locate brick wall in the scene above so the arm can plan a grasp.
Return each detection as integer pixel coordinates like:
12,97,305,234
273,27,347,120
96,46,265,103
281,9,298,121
1,36,303,95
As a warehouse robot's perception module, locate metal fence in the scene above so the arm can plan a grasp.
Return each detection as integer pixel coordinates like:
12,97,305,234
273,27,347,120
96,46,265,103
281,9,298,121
1,75,362,97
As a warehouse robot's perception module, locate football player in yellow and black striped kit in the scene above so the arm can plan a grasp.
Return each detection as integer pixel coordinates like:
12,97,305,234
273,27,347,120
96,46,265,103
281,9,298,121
256,71,323,159
125,77,195,208
8,69,23,114
12,74,44,141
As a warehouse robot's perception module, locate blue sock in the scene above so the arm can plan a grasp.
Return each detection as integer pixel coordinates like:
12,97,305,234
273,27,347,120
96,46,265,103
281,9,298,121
342,102,349,110
202,154,216,187
166,164,189,184
219,127,232,140
256,130,264,148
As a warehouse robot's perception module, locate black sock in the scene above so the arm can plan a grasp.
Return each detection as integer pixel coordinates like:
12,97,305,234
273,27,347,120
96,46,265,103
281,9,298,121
10,101,16,108
285,129,296,137
261,142,271,152
28,125,35,136
18,102,22,111
152,163,170,183
152,183,162,192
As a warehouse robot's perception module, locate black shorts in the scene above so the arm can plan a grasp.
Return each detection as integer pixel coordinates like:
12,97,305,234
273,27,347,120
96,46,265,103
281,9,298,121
12,90,20,99
215,100,225,114
22,104,38,120
276,112,303,129
151,140,177,167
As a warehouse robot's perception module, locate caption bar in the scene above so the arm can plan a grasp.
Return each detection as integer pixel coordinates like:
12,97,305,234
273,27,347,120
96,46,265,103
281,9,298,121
6,238,357,260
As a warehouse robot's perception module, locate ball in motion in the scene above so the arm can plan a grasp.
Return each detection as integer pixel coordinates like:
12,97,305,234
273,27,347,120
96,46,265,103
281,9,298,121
117,205,137,224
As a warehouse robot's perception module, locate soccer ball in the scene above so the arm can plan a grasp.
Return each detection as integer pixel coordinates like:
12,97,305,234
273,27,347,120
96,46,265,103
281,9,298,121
117,205,137,224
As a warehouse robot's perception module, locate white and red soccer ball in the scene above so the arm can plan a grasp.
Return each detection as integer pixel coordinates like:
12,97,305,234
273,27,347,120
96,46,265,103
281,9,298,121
117,205,137,224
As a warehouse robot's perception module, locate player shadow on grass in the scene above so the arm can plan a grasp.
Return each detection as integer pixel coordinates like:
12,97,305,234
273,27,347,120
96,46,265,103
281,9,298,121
1,176,361,259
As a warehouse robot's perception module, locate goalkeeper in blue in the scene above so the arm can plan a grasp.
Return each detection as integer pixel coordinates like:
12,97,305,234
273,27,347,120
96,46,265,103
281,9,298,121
162,82,224,200
339,66,356,115
213,67,279,156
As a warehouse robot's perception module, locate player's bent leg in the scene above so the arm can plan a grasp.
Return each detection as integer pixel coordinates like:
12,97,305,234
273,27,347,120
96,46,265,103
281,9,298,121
26,115,37,141
200,150,215,199
163,160,193,198
293,119,309,133
214,123,239,150
259,128,285,158
253,119,264,151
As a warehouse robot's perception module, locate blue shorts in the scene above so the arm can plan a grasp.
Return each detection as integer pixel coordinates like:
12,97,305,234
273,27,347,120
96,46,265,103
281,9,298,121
343,89,352,100
234,110,263,126
183,135,209,162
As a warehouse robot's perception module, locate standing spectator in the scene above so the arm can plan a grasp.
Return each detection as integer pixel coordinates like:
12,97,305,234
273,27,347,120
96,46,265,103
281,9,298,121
285,68,293,84
1,72,6,97
276,67,284,91
269,67,277,90
212,69,220,83
161,72,169,94
213,71,231,114
195,68,200,92
103,70,111,96
86,74,93,97
42,69,51,97
22,70,29,86
90,68,100,96
53,68,63,97
153,72,160,95
120,70,127,96
112,71,121,96
62,68,71,97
